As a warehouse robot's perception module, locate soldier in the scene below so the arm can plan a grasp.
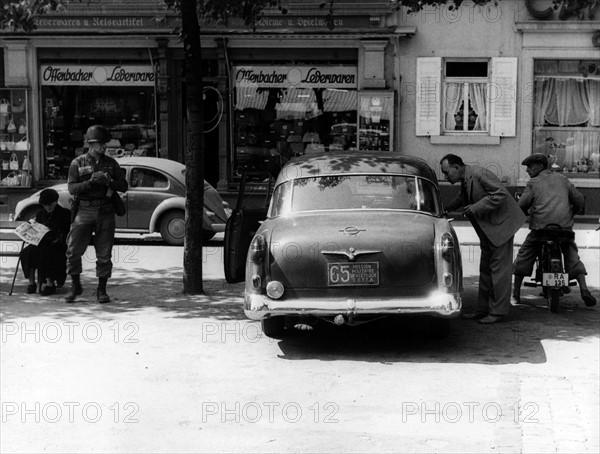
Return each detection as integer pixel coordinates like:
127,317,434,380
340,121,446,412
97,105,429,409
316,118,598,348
65,125,128,303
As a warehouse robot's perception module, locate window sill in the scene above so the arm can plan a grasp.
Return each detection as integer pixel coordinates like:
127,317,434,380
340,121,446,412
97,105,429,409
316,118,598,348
430,135,501,145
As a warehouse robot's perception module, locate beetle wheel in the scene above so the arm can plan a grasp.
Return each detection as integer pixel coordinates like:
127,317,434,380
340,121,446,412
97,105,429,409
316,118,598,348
548,289,560,313
159,210,185,246
261,316,286,338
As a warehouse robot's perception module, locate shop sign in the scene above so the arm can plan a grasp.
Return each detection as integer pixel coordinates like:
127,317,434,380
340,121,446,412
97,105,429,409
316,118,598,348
40,65,155,87
234,66,357,89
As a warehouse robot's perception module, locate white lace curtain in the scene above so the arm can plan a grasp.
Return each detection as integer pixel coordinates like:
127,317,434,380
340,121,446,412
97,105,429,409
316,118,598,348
444,82,487,131
534,78,600,127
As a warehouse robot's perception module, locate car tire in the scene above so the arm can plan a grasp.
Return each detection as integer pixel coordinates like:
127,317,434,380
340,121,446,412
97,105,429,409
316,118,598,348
159,210,185,246
261,316,286,338
17,205,42,222
426,318,451,339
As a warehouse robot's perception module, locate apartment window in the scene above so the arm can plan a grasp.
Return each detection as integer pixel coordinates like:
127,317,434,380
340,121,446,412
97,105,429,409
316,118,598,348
443,60,489,132
416,57,517,138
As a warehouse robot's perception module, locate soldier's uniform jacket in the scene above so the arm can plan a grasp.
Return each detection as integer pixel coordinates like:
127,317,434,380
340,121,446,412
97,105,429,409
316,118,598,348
67,152,128,200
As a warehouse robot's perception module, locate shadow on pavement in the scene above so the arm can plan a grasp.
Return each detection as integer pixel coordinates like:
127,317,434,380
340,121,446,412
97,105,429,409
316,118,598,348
2,271,598,366
0,266,246,322
274,276,599,365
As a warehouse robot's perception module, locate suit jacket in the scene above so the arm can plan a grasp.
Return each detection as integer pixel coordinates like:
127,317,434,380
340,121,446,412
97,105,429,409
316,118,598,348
446,165,525,247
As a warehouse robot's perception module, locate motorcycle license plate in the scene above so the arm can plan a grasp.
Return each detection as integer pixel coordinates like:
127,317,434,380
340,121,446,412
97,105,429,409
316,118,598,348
327,262,379,286
543,273,567,287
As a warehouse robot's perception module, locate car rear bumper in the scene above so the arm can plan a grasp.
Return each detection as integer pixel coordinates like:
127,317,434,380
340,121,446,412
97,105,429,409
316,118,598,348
243,291,462,320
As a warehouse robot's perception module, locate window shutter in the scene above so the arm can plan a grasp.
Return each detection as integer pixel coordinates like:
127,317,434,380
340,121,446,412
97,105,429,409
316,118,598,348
490,57,518,137
415,57,441,136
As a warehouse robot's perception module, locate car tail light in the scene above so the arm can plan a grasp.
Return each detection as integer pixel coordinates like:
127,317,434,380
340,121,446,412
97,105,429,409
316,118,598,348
249,236,265,264
266,281,284,299
441,233,454,262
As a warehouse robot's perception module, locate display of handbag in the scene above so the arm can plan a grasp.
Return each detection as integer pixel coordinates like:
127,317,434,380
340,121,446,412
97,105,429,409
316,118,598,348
304,143,325,154
6,118,17,133
302,132,321,143
15,137,30,151
11,97,25,113
112,191,127,216
18,119,26,134
0,99,9,115
22,155,32,171
20,171,32,187
1,171,20,186
9,152,19,170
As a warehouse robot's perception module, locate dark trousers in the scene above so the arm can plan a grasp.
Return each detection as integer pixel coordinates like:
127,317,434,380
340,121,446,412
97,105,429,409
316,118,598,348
20,242,67,286
513,231,586,278
476,235,514,316
66,205,115,278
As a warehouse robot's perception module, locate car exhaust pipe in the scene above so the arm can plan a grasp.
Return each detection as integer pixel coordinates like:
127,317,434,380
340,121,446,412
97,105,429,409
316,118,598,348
333,314,345,325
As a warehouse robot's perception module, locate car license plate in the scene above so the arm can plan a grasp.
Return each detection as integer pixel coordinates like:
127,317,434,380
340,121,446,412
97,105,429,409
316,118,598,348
543,273,568,287
327,262,379,286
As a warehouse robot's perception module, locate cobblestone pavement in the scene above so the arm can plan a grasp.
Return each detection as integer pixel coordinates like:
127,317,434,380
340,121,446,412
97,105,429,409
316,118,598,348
0,243,598,453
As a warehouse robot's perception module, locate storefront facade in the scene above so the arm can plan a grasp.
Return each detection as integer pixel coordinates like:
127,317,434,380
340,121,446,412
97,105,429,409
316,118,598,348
1,0,598,216
396,0,598,215
1,0,412,210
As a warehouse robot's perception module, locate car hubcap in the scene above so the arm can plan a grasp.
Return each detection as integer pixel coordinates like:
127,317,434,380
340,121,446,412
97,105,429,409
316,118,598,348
168,217,185,239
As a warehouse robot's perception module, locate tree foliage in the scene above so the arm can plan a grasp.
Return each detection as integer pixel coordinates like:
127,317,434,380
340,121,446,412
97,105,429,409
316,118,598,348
1,0,81,31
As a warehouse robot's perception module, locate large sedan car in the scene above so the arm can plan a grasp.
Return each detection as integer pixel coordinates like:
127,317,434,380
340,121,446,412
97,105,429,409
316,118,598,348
14,157,230,245
225,153,463,338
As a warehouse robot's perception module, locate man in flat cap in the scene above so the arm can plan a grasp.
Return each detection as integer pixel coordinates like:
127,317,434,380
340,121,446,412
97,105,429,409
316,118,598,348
512,153,596,307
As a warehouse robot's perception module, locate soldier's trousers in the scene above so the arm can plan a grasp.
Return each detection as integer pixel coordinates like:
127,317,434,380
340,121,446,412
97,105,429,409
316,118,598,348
66,204,115,279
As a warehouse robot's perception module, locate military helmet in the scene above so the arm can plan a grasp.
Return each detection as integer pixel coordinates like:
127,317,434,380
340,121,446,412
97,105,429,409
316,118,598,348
85,125,110,144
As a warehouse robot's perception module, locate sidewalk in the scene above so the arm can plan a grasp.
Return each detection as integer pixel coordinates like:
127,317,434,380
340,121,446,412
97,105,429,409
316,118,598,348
452,220,600,249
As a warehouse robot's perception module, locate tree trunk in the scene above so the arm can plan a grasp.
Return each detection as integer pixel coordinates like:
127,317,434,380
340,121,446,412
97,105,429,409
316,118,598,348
181,0,204,294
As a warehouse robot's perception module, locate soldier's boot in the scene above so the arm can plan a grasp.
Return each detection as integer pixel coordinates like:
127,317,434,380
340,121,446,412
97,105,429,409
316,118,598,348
96,277,110,304
65,275,82,304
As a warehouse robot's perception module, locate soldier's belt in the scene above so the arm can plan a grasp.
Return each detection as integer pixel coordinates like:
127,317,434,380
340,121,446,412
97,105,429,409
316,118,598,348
78,198,111,207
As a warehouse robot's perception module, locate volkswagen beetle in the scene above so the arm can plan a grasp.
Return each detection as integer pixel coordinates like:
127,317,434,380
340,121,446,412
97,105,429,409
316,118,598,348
14,157,230,245
225,153,463,338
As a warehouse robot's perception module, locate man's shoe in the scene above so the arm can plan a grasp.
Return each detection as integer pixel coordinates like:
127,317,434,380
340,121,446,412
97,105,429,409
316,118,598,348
510,295,521,306
96,289,110,304
65,282,83,304
40,285,56,296
26,283,37,294
461,312,488,320
582,289,597,307
478,314,505,324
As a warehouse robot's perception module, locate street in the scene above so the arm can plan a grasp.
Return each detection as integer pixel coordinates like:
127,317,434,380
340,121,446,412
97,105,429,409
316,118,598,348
1,239,599,453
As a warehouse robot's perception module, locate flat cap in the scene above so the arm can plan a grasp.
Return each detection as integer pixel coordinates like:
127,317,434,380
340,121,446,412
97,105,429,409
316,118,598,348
521,153,548,168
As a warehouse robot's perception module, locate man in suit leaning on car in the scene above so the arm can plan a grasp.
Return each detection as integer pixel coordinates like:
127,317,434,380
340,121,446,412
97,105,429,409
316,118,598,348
440,154,526,324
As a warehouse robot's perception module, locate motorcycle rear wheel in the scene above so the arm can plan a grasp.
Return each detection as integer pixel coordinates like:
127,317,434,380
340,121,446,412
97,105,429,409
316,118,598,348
548,288,560,313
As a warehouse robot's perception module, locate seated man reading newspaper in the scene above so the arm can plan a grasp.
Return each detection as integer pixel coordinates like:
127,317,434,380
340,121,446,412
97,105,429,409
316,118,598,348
17,189,71,295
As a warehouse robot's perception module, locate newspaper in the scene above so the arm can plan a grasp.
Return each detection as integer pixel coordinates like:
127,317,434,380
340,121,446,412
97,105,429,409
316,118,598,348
15,220,51,246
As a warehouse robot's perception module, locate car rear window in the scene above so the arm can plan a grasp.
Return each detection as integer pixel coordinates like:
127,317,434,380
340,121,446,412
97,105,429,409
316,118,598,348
269,175,441,217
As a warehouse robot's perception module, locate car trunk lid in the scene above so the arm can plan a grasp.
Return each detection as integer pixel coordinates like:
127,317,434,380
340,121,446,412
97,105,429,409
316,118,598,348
267,211,436,290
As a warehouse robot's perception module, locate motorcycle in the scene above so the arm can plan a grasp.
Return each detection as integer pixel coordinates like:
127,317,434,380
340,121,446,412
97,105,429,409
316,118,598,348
523,224,577,313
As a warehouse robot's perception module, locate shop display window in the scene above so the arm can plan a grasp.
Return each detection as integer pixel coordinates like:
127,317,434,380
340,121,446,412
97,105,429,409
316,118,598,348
41,86,157,180
532,59,600,178
1,88,33,187
357,91,394,152
232,65,359,178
